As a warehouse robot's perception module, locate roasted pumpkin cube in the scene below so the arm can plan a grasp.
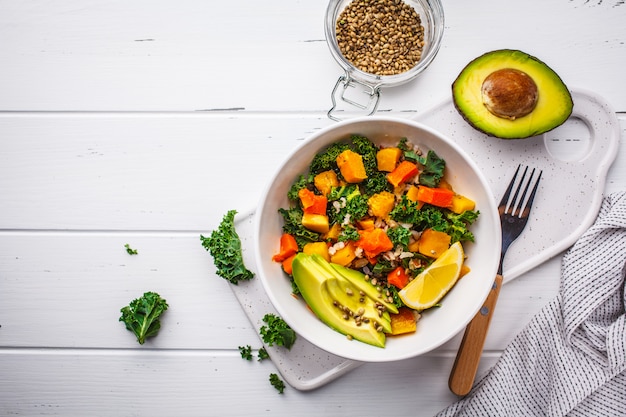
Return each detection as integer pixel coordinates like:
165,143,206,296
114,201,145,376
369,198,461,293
450,194,476,214
330,242,357,266
314,170,339,196
418,228,451,258
301,213,330,233
376,147,402,172
323,223,341,241
303,242,330,262
336,149,367,183
367,191,395,218
390,307,418,335
357,218,375,231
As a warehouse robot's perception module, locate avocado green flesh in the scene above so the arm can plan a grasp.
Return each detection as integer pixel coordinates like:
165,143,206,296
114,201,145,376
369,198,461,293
330,263,399,314
291,253,386,348
325,277,392,334
452,49,573,139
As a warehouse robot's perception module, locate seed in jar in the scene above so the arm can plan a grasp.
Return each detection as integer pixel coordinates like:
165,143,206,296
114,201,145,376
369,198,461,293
336,0,425,76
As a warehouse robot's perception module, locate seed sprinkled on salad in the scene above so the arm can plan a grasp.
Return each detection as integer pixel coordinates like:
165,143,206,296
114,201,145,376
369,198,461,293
273,135,480,348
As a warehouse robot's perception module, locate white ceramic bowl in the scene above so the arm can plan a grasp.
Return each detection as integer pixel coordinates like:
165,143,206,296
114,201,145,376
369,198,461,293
254,116,501,362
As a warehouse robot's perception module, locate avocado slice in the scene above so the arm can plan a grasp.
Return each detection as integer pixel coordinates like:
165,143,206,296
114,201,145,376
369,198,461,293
291,253,386,348
325,277,392,334
452,49,573,139
330,263,399,314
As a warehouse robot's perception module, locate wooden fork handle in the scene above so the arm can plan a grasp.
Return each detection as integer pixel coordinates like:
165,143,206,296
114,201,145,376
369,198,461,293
448,273,503,396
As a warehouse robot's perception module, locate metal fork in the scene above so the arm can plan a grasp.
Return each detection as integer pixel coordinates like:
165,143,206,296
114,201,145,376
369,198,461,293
448,165,542,396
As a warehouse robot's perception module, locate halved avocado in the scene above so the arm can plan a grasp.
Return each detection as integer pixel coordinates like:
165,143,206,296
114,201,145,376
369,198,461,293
452,49,573,139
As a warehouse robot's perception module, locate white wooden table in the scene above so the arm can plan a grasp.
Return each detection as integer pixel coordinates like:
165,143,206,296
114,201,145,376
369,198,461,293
1,1,624,415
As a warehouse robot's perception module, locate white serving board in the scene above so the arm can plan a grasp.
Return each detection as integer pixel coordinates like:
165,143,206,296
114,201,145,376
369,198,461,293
230,88,620,391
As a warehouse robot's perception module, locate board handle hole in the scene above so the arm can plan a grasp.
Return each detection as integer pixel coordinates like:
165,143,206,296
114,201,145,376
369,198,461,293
543,117,591,162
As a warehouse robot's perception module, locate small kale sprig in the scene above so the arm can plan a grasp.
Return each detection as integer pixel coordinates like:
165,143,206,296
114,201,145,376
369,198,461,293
269,373,286,394
119,291,169,344
200,210,254,285
259,313,296,350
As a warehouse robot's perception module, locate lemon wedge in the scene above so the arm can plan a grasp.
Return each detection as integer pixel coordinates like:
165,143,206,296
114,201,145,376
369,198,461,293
398,241,465,310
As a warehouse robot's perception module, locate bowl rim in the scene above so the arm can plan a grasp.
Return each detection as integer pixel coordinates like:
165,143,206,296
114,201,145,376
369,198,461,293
254,115,501,362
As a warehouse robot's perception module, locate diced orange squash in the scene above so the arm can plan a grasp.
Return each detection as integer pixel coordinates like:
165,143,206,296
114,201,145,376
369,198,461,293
272,233,299,262
298,188,328,215
416,185,455,207
281,253,297,275
357,228,394,259
303,241,330,262
418,229,451,258
367,191,395,219
336,149,367,183
357,218,375,230
390,307,418,335
450,194,476,214
387,266,410,289
330,242,357,266
376,147,402,172
302,213,330,233
314,170,339,196
387,160,419,187
323,223,341,241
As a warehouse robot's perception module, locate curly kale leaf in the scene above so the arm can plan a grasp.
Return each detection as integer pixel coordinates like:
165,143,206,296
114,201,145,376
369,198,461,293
327,184,369,225
350,135,377,172
446,209,480,243
278,207,320,250
390,197,479,243
309,142,350,175
338,224,360,242
398,137,422,163
349,135,391,196
200,210,254,285
418,150,446,188
363,171,391,196
119,291,169,345
287,173,314,201
260,313,296,350
269,373,286,394
387,225,412,249
239,345,253,361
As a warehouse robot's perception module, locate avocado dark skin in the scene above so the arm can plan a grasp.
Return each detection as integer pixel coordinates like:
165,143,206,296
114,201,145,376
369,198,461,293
452,49,573,139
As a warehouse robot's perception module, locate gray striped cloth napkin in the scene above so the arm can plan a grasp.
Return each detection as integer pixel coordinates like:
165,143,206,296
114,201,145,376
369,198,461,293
436,192,626,417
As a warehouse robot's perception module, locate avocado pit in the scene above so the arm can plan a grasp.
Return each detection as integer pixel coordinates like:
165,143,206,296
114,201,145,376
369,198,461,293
481,68,538,120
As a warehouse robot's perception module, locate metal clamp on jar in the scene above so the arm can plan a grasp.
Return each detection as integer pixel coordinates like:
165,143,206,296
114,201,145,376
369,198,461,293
325,0,445,121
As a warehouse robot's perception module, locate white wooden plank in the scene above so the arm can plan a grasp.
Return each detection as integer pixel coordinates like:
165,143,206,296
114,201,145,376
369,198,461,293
0,0,624,112
1,115,624,231
0,230,562,351
0,348,499,416
0,114,333,230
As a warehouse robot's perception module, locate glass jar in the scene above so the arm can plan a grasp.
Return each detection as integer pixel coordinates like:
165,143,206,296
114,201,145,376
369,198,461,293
325,0,445,120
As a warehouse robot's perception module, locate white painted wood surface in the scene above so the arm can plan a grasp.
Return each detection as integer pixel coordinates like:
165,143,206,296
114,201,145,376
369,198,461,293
0,0,624,415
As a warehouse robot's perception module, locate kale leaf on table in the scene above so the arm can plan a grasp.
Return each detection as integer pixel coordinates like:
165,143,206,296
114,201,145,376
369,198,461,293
119,291,169,345
269,373,286,394
200,210,254,285
259,313,296,350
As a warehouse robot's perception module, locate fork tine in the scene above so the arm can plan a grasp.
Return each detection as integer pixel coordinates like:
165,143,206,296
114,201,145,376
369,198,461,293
498,165,521,208
512,167,541,217
508,166,529,216
520,169,542,218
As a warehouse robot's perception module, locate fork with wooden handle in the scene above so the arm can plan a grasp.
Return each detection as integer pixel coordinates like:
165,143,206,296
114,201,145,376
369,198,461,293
448,165,542,396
